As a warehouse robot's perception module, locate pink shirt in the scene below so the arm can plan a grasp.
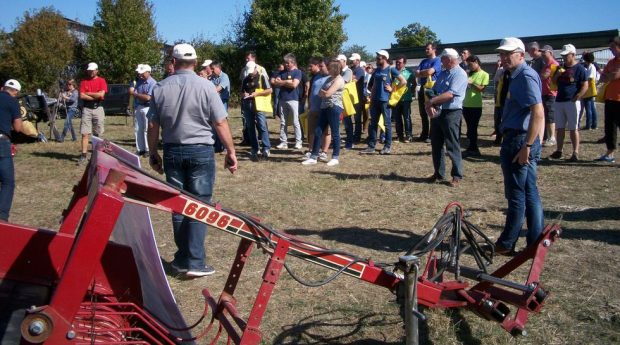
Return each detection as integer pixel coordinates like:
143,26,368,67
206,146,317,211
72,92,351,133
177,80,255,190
541,58,558,97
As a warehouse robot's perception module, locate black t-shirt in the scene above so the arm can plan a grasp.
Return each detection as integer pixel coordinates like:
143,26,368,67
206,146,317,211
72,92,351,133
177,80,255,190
0,91,20,137
242,73,269,97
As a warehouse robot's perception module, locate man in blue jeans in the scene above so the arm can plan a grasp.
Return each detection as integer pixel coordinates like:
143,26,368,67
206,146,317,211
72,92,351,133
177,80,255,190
0,79,23,221
360,49,406,155
495,37,545,255
147,44,237,278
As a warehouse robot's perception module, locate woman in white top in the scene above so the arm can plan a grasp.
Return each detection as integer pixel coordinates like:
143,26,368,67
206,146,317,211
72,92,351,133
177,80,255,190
302,60,344,166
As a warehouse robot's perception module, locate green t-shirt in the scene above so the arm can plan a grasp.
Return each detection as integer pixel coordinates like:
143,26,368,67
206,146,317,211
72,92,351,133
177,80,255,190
393,68,415,102
463,69,489,108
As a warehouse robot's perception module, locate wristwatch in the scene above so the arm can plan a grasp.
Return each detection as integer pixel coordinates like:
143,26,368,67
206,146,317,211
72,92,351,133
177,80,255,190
525,143,533,148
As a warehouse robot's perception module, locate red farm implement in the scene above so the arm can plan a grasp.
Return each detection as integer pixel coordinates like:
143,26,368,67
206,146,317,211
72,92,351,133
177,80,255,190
0,140,560,344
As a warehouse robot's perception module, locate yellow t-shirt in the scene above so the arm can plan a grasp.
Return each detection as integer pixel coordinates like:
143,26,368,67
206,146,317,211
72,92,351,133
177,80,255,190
463,70,489,108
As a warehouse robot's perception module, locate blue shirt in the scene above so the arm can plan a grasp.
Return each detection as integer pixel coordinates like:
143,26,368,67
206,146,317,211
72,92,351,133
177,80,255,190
353,66,365,100
371,66,400,102
417,57,441,86
500,62,542,132
211,71,230,102
309,73,329,112
432,66,468,110
556,63,587,102
133,76,157,106
278,68,302,102
0,91,20,137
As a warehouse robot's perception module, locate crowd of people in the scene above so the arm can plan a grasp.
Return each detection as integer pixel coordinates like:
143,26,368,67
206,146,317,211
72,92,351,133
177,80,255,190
1,34,618,274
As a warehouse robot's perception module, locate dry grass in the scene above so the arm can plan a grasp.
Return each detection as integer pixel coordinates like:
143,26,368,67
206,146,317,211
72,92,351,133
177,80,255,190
9,101,620,345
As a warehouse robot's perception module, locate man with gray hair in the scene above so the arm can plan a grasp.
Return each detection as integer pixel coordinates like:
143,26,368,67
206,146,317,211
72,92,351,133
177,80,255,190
0,79,23,221
271,53,303,150
147,43,237,278
425,48,468,187
494,37,545,255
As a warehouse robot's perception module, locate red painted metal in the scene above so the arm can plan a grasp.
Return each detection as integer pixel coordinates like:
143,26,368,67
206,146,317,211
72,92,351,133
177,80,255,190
0,141,559,344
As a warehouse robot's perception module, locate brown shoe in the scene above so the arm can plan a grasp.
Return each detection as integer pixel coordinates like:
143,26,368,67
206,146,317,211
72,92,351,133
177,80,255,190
494,243,513,256
449,178,460,188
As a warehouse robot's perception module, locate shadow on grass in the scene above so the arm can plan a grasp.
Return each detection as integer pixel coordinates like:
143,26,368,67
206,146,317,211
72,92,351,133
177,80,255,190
555,228,620,246
545,206,620,222
31,151,79,161
272,310,402,345
447,309,483,345
286,226,426,253
312,171,430,184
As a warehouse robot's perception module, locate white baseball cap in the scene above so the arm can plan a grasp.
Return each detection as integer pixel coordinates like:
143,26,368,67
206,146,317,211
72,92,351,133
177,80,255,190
87,62,98,71
349,53,361,61
135,64,151,74
496,37,525,52
245,61,257,74
172,43,197,60
360,61,367,68
201,59,213,67
337,54,347,61
376,50,389,59
560,44,577,55
4,79,21,91
440,48,459,59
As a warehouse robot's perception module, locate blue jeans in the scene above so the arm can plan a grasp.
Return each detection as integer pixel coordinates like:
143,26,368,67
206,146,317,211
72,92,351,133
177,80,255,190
582,97,598,129
311,105,342,159
498,131,544,249
242,101,270,153
62,107,77,141
367,101,392,149
163,144,215,270
343,115,354,148
430,109,463,179
393,100,412,139
0,141,15,221
213,102,227,153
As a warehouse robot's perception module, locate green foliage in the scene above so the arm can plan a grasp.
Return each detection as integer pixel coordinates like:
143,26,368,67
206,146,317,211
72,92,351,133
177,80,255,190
0,7,74,93
393,22,440,48
238,0,348,70
341,44,373,64
86,0,161,83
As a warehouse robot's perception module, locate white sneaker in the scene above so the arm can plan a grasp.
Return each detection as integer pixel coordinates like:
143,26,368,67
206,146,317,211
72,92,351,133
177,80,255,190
301,158,317,165
294,143,303,150
318,152,329,162
276,142,288,149
326,158,339,166
304,151,311,158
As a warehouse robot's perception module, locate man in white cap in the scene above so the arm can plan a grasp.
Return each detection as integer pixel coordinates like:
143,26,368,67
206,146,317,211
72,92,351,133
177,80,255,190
241,60,272,159
548,43,587,161
425,48,468,187
360,49,406,155
129,64,157,157
199,59,213,79
0,79,23,221
78,62,108,165
494,37,545,255
147,43,237,278
350,53,365,144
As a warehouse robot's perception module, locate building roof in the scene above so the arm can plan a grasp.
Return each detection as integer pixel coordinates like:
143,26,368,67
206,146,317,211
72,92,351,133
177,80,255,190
388,29,619,64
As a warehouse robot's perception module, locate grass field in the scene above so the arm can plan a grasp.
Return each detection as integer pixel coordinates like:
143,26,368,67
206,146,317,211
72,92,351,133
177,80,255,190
8,101,619,345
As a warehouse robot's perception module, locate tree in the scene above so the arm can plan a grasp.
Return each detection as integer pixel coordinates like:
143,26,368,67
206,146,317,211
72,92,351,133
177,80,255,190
237,0,347,70
0,7,74,93
86,0,161,83
341,44,373,64
393,23,440,48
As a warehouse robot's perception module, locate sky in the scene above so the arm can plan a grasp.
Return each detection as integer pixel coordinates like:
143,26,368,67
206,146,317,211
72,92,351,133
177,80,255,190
1,0,619,56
